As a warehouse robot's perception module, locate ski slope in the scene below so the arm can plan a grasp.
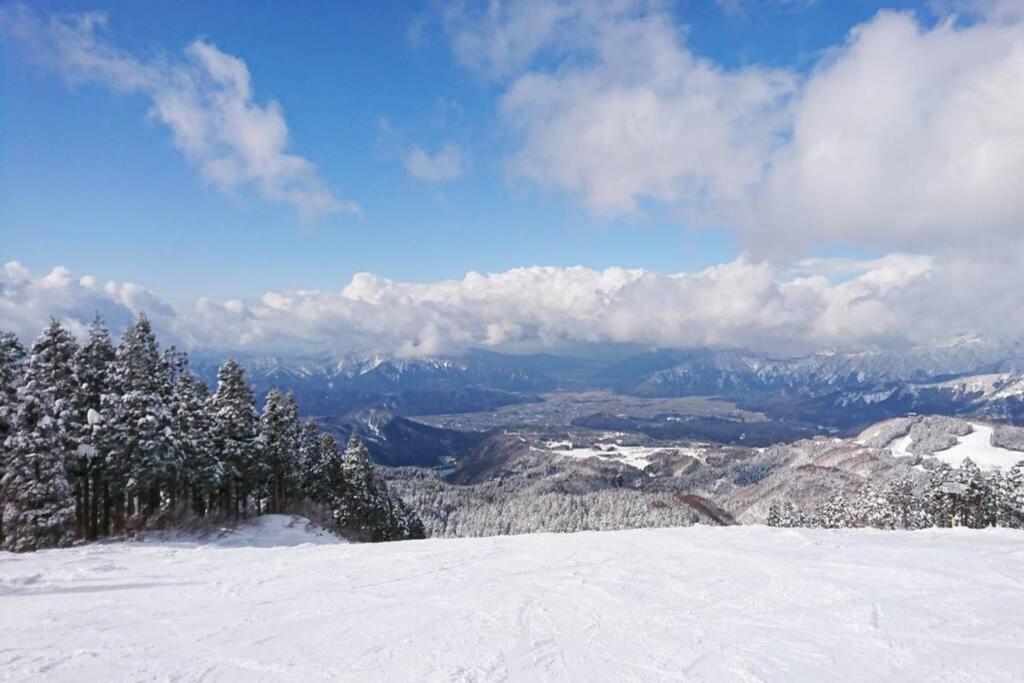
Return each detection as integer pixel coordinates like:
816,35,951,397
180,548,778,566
2,519,1023,681
932,423,1024,471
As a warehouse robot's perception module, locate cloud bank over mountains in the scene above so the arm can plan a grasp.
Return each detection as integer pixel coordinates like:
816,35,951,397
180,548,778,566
4,254,1022,357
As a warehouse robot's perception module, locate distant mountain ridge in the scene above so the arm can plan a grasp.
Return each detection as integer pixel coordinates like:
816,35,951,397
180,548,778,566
188,339,1024,440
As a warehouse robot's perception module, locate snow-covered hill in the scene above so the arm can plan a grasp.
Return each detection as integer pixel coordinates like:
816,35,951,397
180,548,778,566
2,526,1023,680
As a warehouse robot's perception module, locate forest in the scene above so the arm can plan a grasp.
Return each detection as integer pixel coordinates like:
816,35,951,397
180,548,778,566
0,315,423,552
769,462,1024,530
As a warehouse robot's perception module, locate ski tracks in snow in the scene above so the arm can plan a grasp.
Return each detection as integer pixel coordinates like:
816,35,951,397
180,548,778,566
2,526,1024,681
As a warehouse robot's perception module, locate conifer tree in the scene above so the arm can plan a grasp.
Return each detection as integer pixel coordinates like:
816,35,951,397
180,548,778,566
208,359,259,516
99,314,174,525
71,315,114,539
1,392,76,551
257,389,300,514
297,418,327,502
0,331,27,545
173,372,219,515
1,322,79,552
0,331,26,440
994,464,1024,528
335,436,386,539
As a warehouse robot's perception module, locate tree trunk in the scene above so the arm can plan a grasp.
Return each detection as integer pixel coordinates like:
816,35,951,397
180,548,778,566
89,472,101,540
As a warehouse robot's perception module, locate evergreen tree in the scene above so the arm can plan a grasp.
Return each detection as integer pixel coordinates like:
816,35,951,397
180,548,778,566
883,476,921,529
297,418,328,503
257,390,300,514
816,492,852,528
0,331,27,546
0,330,26,441
208,359,259,516
335,436,387,540
2,322,81,549
994,464,1024,528
329,436,423,541
98,314,175,526
173,371,219,515
957,459,995,528
71,315,115,539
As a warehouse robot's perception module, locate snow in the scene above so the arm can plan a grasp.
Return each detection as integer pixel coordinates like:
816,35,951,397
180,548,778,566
2,526,1023,681
884,422,1024,471
135,514,345,548
932,423,1024,472
887,433,913,458
539,440,704,471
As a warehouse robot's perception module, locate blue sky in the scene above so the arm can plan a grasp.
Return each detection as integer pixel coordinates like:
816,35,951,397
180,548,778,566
2,0,1022,355
1,0,932,303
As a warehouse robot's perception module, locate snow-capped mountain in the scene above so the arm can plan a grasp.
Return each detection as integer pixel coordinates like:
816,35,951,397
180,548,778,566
188,349,558,417
186,340,1024,433
599,339,1024,398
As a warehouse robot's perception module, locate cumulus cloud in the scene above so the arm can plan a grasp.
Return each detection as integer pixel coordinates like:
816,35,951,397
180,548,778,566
0,262,175,344
403,143,467,182
0,6,355,217
746,9,1024,254
5,255,1024,357
444,1,1024,253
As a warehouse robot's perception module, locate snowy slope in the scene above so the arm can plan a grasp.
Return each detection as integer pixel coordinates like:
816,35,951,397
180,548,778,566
931,424,1024,471
2,527,1023,681
135,514,346,548
884,421,1024,471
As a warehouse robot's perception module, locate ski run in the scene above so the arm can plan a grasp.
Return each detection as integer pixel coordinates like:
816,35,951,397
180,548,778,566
2,516,1023,681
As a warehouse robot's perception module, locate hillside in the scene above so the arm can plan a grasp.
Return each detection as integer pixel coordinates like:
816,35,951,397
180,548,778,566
2,526,1023,680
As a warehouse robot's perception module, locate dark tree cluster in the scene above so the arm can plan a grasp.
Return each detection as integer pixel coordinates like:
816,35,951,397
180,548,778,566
768,459,1024,530
0,316,423,552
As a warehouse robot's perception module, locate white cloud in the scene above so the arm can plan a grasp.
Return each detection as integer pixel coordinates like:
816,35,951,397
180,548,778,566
445,1,1024,254
746,9,1024,255
472,1,797,216
403,143,467,182
0,262,174,344
6,254,1024,357
0,6,356,217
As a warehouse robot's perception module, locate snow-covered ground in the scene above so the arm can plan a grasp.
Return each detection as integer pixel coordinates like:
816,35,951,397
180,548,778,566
932,423,1024,471
538,439,704,471
887,422,1024,471
2,521,1023,681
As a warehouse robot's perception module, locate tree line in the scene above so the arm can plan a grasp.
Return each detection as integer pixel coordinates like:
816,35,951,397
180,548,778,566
0,315,423,552
768,458,1024,530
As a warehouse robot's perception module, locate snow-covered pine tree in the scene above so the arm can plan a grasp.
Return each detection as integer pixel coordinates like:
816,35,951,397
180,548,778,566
257,389,300,514
0,331,27,546
208,359,259,516
925,463,957,527
334,436,386,540
0,330,26,440
172,371,219,515
956,458,994,528
1,390,77,551
331,436,424,541
1,321,80,552
297,418,328,503
99,313,175,527
859,485,896,529
71,315,115,539
883,475,919,529
994,464,1024,528
815,492,852,528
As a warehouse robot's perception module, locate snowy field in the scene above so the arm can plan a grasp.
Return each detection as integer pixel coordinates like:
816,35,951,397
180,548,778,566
537,439,705,471
2,517,1023,681
888,422,1024,471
